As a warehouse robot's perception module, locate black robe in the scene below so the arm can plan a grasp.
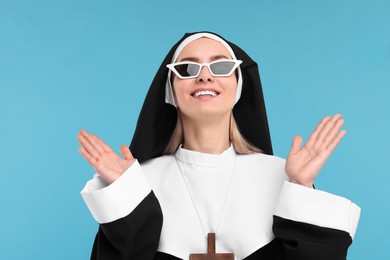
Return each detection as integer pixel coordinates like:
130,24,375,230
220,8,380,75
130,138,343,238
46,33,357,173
83,150,359,260
90,191,353,260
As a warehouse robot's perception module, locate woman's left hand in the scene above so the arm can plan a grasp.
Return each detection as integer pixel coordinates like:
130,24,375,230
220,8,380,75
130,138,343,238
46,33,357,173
285,114,346,188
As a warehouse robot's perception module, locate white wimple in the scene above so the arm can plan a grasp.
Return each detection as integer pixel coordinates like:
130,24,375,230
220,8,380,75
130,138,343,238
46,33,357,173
194,90,218,97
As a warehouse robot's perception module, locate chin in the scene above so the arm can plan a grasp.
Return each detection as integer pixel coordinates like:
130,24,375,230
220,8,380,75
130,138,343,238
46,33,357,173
185,107,232,121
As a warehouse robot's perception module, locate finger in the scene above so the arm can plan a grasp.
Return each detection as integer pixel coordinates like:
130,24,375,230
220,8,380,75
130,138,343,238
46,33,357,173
289,135,303,155
316,114,342,144
77,134,100,158
305,116,331,149
326,129,346,154
79,130,105,155
78,147,98,169
120,144,134,161
322,117,344,147
90,133,114,152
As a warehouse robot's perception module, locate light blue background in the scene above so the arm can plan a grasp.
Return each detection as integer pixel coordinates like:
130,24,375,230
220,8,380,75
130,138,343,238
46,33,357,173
1,0,388,259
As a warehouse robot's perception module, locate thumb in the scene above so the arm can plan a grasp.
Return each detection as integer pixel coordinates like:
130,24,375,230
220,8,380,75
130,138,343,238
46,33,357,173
289,135,302,155
120,144,134,161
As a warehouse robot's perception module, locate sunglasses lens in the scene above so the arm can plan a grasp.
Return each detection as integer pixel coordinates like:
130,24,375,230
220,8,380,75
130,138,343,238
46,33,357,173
210,61,236,75
174,64,200,78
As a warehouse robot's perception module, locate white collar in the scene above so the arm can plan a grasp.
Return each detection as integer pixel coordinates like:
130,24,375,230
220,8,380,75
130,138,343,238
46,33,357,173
174,144,236,167
143,152,286,259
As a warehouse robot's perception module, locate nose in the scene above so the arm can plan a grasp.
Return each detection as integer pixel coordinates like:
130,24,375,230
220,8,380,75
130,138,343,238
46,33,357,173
196,65,214,83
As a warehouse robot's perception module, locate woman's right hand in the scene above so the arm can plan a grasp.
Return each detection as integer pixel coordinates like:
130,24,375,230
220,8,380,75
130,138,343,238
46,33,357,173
77,130,135,184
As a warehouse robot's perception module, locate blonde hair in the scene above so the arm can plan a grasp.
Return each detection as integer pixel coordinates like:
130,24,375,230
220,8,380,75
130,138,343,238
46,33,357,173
163,113,262,155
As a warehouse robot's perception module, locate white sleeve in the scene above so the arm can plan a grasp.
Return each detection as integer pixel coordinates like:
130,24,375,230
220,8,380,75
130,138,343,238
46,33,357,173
80,160,152,224
274,181,361,239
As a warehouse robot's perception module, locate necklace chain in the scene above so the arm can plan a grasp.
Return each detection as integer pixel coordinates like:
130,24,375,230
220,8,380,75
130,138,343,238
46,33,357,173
175,156,237,238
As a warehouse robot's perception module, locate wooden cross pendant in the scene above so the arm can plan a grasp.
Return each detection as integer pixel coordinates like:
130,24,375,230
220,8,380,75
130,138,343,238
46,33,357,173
190,233,234,260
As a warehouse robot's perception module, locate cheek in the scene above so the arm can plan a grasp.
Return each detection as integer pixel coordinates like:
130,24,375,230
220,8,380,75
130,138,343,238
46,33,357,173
220,78,238,98
172,80,190,106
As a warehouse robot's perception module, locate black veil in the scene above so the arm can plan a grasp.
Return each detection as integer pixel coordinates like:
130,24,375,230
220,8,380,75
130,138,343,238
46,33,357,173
130,32,273,163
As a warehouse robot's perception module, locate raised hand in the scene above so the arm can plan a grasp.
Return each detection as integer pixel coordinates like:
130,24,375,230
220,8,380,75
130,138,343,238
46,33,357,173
77,130,135,184
285,114,346,188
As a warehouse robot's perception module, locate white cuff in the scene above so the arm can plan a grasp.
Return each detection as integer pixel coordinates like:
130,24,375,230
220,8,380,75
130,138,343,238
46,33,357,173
80,160,151,224
274,181,361,239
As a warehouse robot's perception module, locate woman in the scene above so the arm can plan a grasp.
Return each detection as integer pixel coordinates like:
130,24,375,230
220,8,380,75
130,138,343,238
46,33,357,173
78,32,360,260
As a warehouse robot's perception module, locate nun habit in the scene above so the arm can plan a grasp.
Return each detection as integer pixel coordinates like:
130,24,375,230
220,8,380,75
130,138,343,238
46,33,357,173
81,32,360,260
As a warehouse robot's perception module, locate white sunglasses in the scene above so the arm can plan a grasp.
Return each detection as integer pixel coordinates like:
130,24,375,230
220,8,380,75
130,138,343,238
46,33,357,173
166,59,242,79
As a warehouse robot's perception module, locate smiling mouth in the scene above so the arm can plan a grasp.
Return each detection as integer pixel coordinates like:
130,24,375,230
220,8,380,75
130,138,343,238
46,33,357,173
191,90,220,97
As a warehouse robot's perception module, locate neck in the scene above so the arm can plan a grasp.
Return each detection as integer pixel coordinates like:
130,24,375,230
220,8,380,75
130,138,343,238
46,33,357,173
181,113,231,154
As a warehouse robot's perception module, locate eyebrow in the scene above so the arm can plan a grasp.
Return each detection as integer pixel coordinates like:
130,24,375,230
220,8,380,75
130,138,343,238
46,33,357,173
179,55,230,62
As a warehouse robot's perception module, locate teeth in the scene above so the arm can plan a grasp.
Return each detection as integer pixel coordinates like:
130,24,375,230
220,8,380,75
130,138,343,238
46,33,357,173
194,90,218,97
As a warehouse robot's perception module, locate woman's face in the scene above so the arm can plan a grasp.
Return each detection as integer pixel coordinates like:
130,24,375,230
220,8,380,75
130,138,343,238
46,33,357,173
172,38,237,121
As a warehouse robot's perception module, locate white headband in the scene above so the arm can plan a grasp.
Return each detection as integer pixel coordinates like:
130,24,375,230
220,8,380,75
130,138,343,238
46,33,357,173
165,33,243,107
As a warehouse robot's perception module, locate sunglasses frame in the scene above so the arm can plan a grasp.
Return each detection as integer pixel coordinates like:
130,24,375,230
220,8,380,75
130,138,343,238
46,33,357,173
166,59,243,79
